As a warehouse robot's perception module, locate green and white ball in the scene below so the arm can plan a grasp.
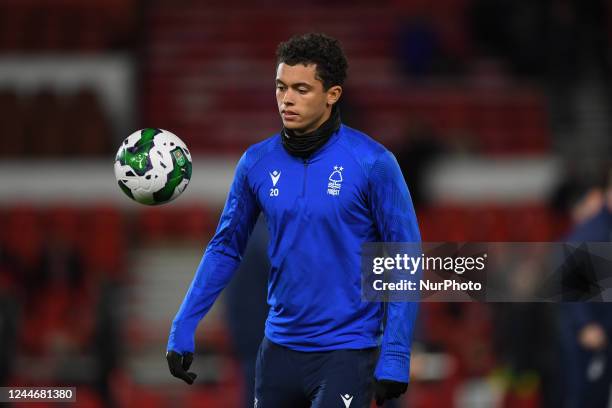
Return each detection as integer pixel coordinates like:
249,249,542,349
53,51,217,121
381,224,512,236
114,128,192,205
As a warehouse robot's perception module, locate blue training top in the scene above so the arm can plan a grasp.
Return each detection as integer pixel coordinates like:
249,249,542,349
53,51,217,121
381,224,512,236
168,124,421,382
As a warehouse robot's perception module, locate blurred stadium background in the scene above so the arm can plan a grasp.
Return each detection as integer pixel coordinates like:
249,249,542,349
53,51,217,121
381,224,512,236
0,0,611,407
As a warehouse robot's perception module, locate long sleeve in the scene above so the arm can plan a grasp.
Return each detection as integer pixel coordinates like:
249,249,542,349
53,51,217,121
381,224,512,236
368,150,421,383
167,152,261,353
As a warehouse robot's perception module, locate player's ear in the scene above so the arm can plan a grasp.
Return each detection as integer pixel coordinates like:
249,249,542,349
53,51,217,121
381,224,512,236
326,85,342,106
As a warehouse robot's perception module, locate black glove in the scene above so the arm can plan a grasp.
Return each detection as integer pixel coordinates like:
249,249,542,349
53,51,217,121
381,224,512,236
373,379,408,406
166,350,197,384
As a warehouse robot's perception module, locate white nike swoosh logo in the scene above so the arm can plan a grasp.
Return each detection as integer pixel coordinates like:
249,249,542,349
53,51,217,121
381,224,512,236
270,171,281,186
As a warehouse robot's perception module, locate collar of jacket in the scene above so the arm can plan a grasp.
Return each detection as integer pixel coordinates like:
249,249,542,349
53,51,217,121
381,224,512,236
281,105,341,159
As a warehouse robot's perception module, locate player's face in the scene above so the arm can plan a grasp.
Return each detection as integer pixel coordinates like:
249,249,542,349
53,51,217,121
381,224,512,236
276,63,341,135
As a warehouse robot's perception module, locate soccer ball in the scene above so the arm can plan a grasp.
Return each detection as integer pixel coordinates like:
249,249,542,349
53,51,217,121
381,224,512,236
114,128,192,205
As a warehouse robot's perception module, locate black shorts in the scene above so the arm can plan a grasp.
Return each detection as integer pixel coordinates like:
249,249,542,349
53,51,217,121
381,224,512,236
254,337,378,408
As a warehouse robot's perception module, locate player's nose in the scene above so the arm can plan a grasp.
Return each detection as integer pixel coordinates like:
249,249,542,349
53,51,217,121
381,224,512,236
281,89,294,106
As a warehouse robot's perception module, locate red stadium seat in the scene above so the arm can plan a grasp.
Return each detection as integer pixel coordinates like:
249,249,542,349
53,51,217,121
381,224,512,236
4,205,43,268
79,206,125,278
45,206,82,244
138,207,170,242
170,205,215,241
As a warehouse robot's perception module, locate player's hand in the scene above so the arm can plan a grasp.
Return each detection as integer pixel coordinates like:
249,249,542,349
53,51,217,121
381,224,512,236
166,350,197,384
373,379,408,406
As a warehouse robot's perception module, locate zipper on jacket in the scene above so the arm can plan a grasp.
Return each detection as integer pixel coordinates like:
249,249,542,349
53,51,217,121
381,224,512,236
302,159,309,197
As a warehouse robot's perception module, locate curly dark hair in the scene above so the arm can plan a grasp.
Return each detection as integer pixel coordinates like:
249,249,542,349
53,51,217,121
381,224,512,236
276,33,348,90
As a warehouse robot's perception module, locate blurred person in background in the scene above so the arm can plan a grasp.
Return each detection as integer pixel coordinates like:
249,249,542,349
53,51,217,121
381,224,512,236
0,249,19,388
492,303,560,408
166,33,421,407
396,14,442,78
92,279,122,408
559,166,612,408
395,118,446,209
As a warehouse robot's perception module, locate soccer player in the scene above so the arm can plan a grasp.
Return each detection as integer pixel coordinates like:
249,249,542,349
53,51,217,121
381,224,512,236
166,33,421,407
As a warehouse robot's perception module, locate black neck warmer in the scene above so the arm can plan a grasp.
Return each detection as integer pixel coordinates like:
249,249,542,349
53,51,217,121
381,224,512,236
281,105,341,159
